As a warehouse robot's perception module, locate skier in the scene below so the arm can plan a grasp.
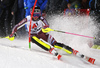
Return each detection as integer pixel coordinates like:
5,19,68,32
9,6,95,64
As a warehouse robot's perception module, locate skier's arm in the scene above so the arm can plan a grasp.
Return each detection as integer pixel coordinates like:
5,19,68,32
10,18,27,37
40,17,51,33
41,17,49,28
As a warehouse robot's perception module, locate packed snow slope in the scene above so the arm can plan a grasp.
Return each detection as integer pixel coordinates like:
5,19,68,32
0,15,100,68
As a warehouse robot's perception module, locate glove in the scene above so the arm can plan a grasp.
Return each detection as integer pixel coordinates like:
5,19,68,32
9,32,16,41
9,33,16,38
42,28,54,33
43,25,49,29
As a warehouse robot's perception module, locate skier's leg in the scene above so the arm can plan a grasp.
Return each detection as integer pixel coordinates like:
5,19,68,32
44,34,74,54
31,36,51,51
54,42,95,64
54,42,91,58
31,36,61,60
45,34,77,55
54,42,73,54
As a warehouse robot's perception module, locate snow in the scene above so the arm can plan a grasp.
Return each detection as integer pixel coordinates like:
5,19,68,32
0,15,100,68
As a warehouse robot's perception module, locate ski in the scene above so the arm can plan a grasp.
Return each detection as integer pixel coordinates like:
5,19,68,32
73,49,95,64
0,41,95,64
86,57,95,64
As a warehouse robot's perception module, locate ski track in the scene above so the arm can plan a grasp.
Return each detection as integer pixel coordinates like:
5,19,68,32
0,15,100,68
0,38,100,68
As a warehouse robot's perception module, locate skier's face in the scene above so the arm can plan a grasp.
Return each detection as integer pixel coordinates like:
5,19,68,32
32,16,39,20
32,13,40,20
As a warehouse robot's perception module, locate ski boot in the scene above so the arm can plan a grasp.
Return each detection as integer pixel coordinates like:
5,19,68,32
49,47,62,60
73,49,95,64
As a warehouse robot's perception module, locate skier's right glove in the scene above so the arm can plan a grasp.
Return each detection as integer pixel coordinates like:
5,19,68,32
9,32,16,41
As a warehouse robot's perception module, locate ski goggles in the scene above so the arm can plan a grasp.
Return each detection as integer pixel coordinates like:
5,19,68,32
33,13,41,17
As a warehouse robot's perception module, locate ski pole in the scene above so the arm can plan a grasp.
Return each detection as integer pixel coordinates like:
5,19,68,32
42,28,96,39
54,30,96,39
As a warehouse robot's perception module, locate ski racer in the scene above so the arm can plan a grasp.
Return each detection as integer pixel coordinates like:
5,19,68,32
9,6,95,64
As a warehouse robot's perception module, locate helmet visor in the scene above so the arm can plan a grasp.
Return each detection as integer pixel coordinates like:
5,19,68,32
33,13,41,17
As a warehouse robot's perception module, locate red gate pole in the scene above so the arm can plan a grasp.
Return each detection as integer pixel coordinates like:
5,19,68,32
29,0,37,49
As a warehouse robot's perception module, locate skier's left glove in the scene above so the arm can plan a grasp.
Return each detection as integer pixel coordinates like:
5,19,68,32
42,28,53,33
43,25,49,29
42,25,50,33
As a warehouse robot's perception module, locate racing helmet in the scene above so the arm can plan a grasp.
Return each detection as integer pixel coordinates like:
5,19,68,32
30,6,41,17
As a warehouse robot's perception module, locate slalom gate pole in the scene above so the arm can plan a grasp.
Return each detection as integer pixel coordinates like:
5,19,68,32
29,0,37,49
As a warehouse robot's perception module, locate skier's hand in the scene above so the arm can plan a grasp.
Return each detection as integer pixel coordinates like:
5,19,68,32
9,32,16,41
9,32,16,38
43,25,49,29
42,28,53,33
